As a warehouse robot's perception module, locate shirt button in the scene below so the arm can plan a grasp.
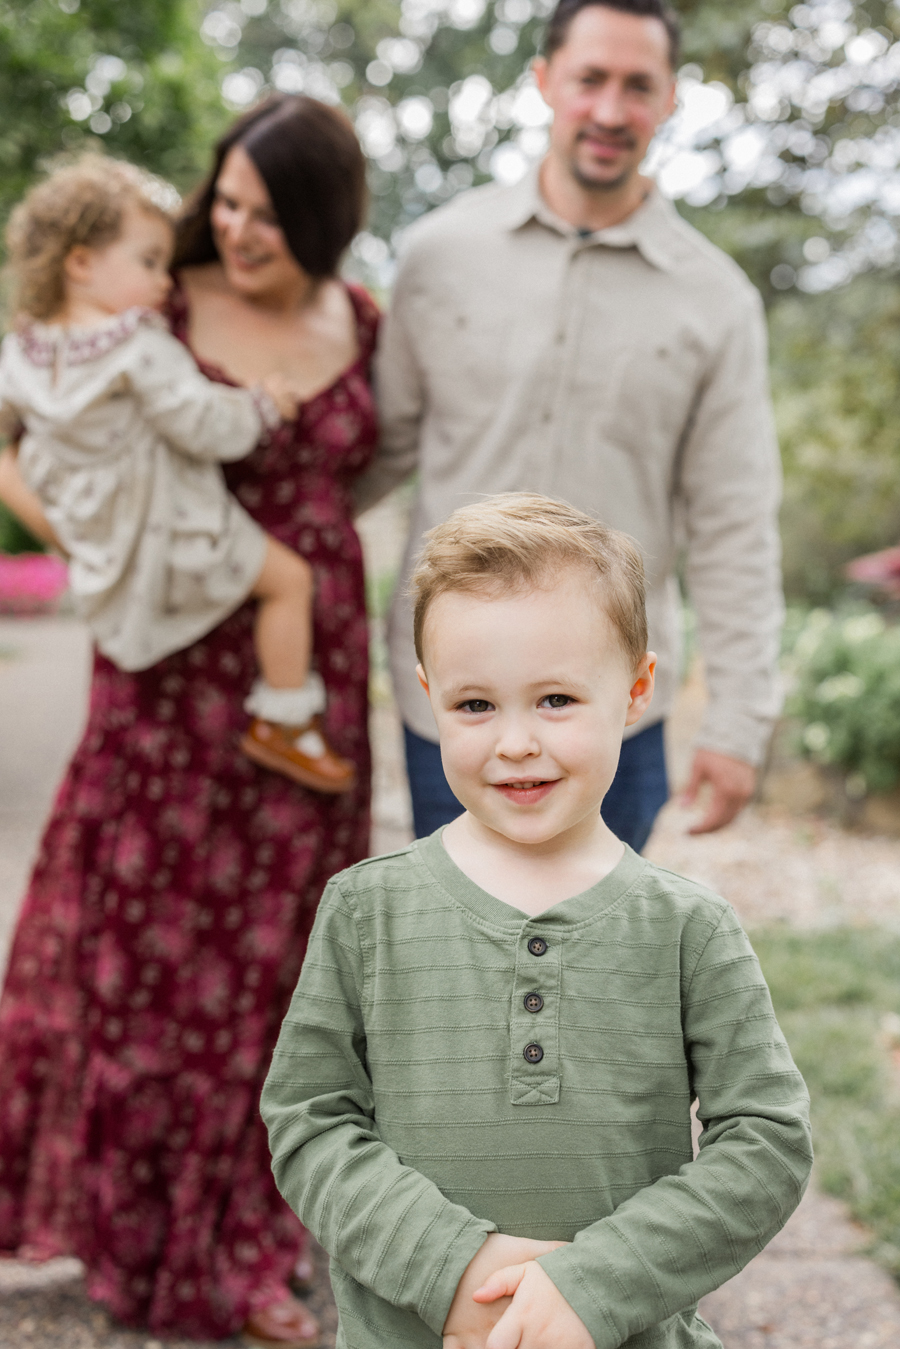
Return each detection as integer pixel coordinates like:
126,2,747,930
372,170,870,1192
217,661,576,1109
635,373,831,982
523,1043,544,1064
527,937,548,957
524,992,544,1013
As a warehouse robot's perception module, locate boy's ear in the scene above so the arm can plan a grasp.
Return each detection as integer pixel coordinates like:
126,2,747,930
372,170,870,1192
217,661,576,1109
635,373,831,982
416,663,431,699
625,652,656,727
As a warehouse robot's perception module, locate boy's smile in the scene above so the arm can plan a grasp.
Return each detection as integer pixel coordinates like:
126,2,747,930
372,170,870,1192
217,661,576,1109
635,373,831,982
417,567,656,904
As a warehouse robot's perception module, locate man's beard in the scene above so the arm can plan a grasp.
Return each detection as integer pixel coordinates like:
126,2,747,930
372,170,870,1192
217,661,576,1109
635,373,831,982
569,131,637,193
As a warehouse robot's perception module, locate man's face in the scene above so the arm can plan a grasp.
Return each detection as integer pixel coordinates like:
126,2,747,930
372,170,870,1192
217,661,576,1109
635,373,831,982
534,5,677,193
417,570,655,850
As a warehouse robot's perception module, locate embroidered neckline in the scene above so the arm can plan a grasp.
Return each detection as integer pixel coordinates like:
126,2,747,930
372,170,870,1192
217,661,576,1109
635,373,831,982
17,307,167,368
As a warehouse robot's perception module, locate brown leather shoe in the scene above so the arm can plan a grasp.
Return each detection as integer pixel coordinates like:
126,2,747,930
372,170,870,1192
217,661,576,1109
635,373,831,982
240,716,356,793
243,1297,320,1348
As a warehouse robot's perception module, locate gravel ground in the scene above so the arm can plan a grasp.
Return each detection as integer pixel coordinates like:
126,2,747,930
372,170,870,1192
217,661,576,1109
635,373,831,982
648,799,900,931
2,494,900,1345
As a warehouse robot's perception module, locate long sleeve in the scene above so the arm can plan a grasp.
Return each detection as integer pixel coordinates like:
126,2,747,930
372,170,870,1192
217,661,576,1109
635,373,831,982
352,260,424,515
261,880,496,1336
536,910,812,1349
127,325,275,464
679,287,784,766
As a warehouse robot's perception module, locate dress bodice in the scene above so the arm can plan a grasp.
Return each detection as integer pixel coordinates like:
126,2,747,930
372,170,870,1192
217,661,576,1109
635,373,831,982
166,278,380,548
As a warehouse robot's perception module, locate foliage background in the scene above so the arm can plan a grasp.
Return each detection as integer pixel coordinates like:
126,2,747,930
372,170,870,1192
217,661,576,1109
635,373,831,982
3,0,900,594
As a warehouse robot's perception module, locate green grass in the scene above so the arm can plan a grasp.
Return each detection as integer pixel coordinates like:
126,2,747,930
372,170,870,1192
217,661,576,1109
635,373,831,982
752,927,900,1279
0,502,43,555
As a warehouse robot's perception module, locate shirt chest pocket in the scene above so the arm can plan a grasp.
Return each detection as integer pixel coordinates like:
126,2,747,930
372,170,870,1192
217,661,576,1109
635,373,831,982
576,327,707,460
414,294,511,412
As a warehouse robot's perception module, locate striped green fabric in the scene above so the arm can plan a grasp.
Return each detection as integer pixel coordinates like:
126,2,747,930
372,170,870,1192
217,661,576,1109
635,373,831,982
262,835,812,1349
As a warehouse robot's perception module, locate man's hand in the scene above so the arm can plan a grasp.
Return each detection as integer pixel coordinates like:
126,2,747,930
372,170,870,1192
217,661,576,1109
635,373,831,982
472,1259,592,1349
443,1235,565,1349
682,749,756,835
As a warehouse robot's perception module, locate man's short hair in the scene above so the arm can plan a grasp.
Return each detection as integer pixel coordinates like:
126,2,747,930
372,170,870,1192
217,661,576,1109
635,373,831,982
411,492,648,670
543,0,681,69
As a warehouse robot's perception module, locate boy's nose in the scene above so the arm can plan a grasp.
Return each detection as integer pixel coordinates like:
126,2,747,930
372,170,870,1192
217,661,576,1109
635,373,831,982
494,717,541,761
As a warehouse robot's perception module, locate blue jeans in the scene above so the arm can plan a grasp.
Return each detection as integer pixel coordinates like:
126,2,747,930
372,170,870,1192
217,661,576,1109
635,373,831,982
403,720,669,854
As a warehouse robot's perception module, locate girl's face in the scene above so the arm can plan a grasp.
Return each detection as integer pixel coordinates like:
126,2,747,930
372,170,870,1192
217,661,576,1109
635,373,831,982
210,144,308,300
65,205,174,316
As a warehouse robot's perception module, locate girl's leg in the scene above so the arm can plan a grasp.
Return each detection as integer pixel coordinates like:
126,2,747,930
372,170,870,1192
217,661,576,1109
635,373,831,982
241,536,355,794
249,536,314,689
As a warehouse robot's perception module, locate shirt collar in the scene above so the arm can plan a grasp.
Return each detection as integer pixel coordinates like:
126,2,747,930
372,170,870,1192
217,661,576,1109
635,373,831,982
499,163,678,273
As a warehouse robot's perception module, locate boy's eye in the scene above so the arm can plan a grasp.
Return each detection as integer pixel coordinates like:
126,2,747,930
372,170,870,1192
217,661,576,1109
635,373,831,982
459,699,492,714
541,694,574,709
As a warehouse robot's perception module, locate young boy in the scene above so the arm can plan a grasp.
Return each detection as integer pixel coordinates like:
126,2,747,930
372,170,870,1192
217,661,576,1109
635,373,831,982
261,493,812,1349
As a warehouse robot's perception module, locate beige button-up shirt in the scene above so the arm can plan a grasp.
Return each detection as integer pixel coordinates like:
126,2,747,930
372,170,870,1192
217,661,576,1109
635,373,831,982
358,169,783,765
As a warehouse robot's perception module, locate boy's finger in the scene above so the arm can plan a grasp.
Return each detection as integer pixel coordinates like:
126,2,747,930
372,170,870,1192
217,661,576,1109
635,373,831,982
472,1262,528,1303
485,1306,523,1349
680,757,702,806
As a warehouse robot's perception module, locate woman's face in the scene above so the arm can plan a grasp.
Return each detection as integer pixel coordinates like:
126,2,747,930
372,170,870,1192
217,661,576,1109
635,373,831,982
210,144,306,299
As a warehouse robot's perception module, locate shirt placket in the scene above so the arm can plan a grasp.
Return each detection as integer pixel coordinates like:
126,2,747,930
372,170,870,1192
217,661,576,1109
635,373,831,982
529,238,588,496
509,922,561,1106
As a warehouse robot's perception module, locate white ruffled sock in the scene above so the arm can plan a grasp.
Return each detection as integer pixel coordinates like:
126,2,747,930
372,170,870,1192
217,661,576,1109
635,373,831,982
244,672,326,728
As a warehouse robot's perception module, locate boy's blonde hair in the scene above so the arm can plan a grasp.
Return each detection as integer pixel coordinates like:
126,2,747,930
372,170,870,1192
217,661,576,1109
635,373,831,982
5,154,177,321
411,492,648,669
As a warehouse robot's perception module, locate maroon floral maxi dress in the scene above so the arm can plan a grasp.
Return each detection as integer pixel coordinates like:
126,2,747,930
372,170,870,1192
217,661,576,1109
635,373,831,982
0,282,379,1338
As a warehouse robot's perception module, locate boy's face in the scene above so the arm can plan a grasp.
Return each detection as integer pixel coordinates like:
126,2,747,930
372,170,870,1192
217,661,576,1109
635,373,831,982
418,570,655,849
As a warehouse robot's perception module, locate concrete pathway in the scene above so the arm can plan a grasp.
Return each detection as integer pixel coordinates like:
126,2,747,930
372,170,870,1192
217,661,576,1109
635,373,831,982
1,500,900,1345
0,615,91,964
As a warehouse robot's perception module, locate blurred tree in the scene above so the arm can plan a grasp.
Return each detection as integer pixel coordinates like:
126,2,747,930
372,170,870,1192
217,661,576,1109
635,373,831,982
771,275,900,600
214,1,900,295
211,0,900,600
0,0,227,552
4,0,900,590
0,0,226,226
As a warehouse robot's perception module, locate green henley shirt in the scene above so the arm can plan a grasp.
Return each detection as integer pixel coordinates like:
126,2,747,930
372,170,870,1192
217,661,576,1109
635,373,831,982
262,835,812,1349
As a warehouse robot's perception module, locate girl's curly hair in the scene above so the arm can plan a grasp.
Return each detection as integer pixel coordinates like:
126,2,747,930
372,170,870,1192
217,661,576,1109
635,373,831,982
5,154,177,321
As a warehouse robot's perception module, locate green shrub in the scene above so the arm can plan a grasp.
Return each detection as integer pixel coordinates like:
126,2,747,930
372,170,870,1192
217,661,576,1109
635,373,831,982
0,501,43,555
752,928,900,1279
784,605,900,794
770,278,900,605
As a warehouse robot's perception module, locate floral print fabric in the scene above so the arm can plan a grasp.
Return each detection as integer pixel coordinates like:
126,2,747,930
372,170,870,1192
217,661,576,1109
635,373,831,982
0,281,378,1338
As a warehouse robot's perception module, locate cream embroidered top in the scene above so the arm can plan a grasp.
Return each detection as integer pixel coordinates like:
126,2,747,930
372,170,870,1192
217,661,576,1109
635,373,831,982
0,307,276,672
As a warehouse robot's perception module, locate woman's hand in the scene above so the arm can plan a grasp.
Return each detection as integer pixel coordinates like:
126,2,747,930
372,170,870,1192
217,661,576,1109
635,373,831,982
443,1235,566,1349
473,1260,593,1349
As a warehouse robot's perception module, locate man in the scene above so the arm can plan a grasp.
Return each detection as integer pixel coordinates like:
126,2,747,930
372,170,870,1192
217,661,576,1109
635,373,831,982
356,0,783,851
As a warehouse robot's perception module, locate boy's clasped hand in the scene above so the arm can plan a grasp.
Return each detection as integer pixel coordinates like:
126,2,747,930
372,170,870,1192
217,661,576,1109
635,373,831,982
442,1235,592,1349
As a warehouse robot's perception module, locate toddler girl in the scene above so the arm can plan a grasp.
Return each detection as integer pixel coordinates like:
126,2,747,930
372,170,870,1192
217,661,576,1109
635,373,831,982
0,155,354,793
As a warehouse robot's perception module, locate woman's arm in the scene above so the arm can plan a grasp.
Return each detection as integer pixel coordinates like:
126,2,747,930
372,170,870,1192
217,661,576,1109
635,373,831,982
0,445,64,551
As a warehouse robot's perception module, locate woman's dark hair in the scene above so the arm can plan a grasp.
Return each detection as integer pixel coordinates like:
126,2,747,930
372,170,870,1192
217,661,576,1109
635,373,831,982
544,0,680,69
174,94,367,277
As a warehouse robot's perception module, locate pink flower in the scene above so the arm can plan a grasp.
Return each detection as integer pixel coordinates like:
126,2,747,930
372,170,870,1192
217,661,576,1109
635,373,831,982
0,553,68,614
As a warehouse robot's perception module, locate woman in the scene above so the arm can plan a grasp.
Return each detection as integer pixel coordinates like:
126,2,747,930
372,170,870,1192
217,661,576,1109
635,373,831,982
0,95,377,1346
